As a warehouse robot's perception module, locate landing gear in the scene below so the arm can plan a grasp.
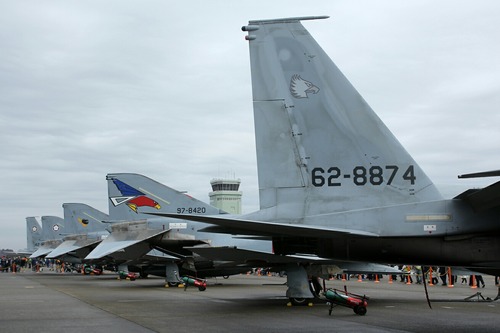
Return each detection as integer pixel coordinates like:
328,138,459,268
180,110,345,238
289,297,312,306
285,264,315,306
164,262,183,288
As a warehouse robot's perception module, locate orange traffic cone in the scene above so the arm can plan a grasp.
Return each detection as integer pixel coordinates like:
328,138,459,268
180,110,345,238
447,267,454,288
471,275,477,289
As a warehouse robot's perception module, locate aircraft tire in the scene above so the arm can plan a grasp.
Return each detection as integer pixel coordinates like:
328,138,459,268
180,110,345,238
289,297,310,306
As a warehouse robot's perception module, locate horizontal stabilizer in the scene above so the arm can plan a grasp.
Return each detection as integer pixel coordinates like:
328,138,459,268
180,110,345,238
458,170,500,178
85,229,169,260
46,238,102,259
148,213,379,238
454,180,500,212
29,246,56,258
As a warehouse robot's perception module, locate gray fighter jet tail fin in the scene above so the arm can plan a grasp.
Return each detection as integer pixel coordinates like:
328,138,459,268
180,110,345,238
106,173,223,220
63,203,109,234
25,217,42,252
243,16,442,217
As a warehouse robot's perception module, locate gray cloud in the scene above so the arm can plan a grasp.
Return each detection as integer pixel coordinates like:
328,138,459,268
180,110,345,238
1,1,500,250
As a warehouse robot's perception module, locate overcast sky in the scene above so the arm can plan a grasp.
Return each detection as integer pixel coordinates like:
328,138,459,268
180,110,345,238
1,1,500,251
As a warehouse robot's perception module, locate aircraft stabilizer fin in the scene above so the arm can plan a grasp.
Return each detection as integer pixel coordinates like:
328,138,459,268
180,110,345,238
244,16,443,217
455,180,500,212
25,217,42,252
85,228,169,260
148,212,379,238
458,170,500,179
46,238,102,259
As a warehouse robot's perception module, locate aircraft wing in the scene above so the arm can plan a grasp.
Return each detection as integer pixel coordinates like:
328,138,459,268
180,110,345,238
339,262,402,274
124,249,179,266
46,238,102,259
29,239,63,258
186,246,401,274
29,246,55,258
85,228,170,260
148,213,379,238
454,180,500,212
141,249,179,261
186,246,311,265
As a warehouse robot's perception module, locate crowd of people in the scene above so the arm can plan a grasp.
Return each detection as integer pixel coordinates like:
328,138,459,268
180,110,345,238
386,265,489,288
252,265,497,289
0,256,29,273
2,258,499,290
0,256,78,274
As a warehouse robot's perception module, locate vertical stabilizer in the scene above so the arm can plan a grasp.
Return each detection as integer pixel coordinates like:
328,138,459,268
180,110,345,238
26,217,42,251
106,173,223,221
62,203,109,235
41,216,67,240
243,17,442,217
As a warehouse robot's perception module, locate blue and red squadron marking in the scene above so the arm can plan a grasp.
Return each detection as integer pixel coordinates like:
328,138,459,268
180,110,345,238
112,179,161,213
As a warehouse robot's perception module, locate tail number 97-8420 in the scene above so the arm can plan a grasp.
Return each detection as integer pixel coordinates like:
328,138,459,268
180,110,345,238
311,165,415,187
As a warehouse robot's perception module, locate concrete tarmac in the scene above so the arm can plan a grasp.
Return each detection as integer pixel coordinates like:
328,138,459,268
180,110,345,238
1,270,500,332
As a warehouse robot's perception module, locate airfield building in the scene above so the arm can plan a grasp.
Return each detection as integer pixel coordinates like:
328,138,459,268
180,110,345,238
209,178,242,214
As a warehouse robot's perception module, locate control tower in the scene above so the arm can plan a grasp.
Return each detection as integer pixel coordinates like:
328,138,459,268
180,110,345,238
209,178,242,214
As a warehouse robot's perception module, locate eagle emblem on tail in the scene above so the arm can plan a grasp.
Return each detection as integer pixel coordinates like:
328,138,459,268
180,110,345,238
290,74,320,99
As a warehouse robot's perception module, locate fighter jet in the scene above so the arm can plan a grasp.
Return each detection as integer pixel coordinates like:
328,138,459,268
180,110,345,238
25,217,43,253
29,216,66,258
85,173,273,281
150,16,500,301
15,217,43,256
45,203,110,262
89,173,399,301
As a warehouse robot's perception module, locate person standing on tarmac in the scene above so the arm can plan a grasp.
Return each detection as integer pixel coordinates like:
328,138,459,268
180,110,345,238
439,266,447,286
475,275,485,288
414,266,422,284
